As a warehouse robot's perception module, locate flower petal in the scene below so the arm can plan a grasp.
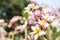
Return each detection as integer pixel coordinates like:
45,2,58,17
34,34,38,40
30,32,35,35
39,31,45,36
31,26,36,31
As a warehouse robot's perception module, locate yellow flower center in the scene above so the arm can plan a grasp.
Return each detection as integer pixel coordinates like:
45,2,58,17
32,5,36,10
41,20,46,27
35,29,41,34
45,16,48,20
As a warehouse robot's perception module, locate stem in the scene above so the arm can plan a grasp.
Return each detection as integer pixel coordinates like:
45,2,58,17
48,26,52,40
12,33,14,40
25,27,27,40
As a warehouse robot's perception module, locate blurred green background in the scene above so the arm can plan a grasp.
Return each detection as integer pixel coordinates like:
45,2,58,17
0,0,30,22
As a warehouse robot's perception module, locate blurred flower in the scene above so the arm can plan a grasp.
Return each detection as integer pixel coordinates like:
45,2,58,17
20,20,27,33
38,19,49,29
0,19,7,27
42,14,55,22
31,5,39,10
8,16,20,27
0,27,7,35
30,25,46,40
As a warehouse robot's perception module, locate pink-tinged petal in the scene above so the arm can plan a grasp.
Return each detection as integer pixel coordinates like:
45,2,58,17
39,31,46,36
44,23,49,28
8,16,20,27
20,21,27,32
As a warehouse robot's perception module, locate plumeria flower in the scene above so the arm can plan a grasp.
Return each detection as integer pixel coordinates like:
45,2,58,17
8,16,20,27
30,25,46,40
38,19,49,29
42,14,55,22
25,3,39,11
31,5,39,10
25,4,32,11
42,14,49,21
20,20,27,33
28,17,37,25
0,19,7,27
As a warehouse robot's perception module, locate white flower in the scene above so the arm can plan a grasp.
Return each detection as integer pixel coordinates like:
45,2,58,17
43,14,55,22
25,3,39,11
20,20,27,33
38,19,49,28
30,25,45,40
48,16,55,21
8,16,20,27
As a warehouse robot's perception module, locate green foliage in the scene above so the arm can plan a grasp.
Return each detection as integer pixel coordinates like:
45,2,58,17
39,7,42,11
52,27,57,34
14,35,20,40
22,11,29,20
52,27,60,40
0,0,29,19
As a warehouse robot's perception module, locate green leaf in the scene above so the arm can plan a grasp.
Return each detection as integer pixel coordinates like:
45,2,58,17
37,37,43,40
52,27,57,34
22,10,29,20
53,31,60,40
52,27,60,40
39,7,42,11
14,35,20,40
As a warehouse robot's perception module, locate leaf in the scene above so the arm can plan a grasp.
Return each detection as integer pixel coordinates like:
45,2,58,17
37,37,43,40
22,10,29,20
52,27,57,34
14,35,20,40
39,7,42,11
52,27,60,40
53,31,60,40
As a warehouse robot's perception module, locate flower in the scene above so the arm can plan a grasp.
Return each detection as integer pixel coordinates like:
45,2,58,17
0,19,7,27
0,27,7,35
30,25,46,40
20,20,27,33
42,14,55,22
38,19,49,29
8,16,20,27
31,5,39,10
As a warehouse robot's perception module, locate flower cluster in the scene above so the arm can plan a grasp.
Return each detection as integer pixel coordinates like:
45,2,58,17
23,1,56,40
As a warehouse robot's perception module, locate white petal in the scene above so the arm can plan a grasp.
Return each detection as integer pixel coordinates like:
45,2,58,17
20,21,27,32
39,31,45,36
35,24,40,30
31,26,36,31
30,32,35,35
34,34,38,40
44,23,49,28
48,16,55,21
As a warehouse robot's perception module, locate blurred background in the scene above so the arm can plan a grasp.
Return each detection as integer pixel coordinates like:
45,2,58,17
0,0,30,22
